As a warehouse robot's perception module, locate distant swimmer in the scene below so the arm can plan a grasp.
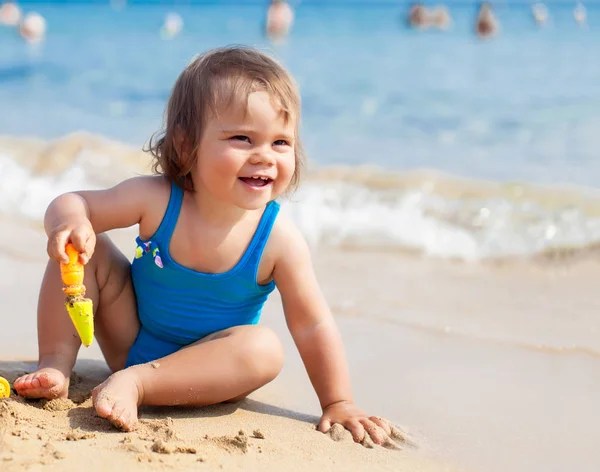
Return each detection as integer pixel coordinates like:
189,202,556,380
531,3,549,26
407,3,451,31
407,2,429,29
265,0,294,42
573,2,586,25
0,1,21,26
475,2,498,38
19,11,45,43
160,12,183,39
429,5,451,30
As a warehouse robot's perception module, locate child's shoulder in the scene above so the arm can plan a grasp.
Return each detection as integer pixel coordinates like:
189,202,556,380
267,209,311,263
265,208,317,285
116,175,171,204
120,174,170,193
124,176,174,238
271,210,303,243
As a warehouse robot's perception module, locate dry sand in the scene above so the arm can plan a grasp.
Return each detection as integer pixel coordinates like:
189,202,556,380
1,217,600,471
0,360,448,472
0,220,459,472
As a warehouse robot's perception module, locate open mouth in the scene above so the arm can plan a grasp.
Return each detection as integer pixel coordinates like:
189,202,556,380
239,176,273,188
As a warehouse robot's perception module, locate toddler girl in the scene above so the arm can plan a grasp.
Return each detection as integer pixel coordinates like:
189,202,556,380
15,46,395,447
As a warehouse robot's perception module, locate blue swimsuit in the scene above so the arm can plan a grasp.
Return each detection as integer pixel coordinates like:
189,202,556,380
125,181,279,367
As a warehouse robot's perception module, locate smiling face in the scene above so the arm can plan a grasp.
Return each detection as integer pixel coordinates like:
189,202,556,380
192,90,297,210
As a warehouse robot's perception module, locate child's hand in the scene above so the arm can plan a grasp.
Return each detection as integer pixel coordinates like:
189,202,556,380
318,400,405,447
48,223,96,265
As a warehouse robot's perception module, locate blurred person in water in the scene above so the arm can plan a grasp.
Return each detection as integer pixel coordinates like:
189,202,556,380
160,12,183,39
0,1,21,26
475,2,498,38
19,11,46,43
429,5,451,30
407,2,428,28
531,2,549,26
407,3,451,30
265,0,294,42
573,2,586,25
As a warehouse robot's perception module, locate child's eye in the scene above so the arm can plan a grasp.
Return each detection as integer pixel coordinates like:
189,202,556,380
231,135,250,143
273,139,289,146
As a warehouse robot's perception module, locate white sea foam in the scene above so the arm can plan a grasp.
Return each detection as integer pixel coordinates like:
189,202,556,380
284,181,600,260
0,152,99,221
3,135,600,261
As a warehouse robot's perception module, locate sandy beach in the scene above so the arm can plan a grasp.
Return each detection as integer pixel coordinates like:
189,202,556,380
2,0,600,469
0,361,442,472
1,216,599,472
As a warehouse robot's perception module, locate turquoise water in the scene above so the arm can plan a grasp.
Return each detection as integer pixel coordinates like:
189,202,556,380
2,2,600,259
1,2,599,185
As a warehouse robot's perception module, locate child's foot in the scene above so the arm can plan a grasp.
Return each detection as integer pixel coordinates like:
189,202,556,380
92,369,142,432
13,368,69,399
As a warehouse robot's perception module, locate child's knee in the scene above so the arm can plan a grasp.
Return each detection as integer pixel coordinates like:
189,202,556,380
91,234,131,286
91,234,122,264
240,326,284,382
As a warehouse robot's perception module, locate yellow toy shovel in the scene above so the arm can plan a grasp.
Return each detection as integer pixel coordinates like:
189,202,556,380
61,243,94,347
0,376,10,398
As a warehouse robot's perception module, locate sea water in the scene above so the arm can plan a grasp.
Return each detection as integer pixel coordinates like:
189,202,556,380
1,1,599,259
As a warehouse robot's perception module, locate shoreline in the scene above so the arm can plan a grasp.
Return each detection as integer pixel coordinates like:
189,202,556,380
4,132,600,204
4,132,600,262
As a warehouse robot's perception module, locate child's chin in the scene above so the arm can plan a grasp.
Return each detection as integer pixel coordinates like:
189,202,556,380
236,195,273,210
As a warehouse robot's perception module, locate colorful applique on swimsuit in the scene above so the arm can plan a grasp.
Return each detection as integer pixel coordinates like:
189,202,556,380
135,240,163,268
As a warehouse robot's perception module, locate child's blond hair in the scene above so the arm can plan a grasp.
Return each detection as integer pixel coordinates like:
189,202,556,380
146,45,304,193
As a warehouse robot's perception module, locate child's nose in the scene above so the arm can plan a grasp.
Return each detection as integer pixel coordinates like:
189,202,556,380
249,147,275,166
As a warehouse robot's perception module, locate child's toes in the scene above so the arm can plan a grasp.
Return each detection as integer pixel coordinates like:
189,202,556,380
94,400,114,419
109,403,126,424
106,402,135,431
37,372,56,388
92,370,141,431
13,375,26,389
116,407,137,432
30,376,42,389
16,374,35,388
14,369,67,399
93,391,115,419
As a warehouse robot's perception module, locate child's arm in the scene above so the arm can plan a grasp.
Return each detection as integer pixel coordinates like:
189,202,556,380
272,217,393,446
45,176,160,264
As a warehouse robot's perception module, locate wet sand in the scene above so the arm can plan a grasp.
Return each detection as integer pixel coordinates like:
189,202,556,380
1,218,599,471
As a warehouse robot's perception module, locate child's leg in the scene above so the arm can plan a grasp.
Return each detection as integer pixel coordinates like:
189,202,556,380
92,325,284,431
14,234,139,399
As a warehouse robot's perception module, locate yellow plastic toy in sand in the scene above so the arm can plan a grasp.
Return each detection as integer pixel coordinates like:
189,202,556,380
0,376,10,398
60,243,94,347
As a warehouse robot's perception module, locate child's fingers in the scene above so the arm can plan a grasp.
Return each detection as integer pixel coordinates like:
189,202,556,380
317,417,332,433
48,230,70,263
71,228,95,264
70,228,90,253
345,419,365,443
369,416,392,436
389,424,417,447
81,233,96,264
359,418,387,446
